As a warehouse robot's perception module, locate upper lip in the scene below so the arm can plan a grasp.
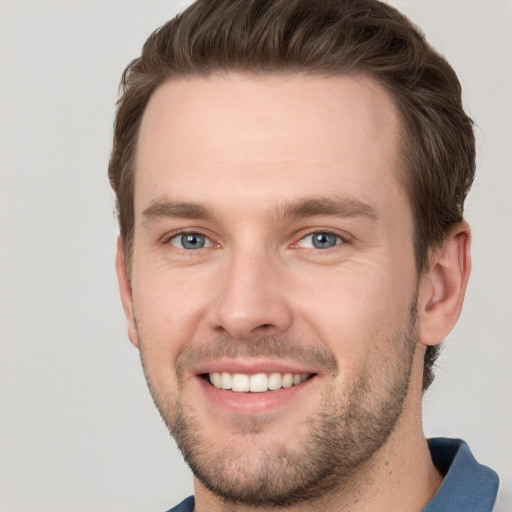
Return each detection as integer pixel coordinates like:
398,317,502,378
190,358,318,377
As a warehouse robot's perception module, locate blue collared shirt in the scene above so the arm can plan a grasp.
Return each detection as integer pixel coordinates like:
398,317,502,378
167,438,499,511
423,438,499,511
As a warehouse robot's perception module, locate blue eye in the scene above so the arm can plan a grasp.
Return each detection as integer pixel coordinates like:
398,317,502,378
298,232,342,249
169,233,212,250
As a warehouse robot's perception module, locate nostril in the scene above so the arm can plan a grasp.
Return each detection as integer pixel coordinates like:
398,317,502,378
255,324,277,333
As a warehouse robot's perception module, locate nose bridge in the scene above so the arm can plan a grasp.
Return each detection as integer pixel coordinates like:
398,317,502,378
212,242,292,340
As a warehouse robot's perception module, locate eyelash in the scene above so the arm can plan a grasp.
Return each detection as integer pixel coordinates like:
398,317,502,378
293,230,347,250
162,230,214,250
162,229,348,252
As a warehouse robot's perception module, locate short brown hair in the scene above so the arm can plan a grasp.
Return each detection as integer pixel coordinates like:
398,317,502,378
109,0,475,390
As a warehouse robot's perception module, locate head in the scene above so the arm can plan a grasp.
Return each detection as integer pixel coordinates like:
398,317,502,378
109,0,475,393
110,0,473,506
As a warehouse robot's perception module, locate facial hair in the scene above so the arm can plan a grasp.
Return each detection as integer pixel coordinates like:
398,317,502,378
137,300,418,507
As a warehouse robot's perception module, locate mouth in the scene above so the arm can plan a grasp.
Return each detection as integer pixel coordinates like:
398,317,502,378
204,371,314,393
193,363,319,414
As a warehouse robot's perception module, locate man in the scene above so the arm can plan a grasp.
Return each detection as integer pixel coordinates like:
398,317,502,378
109,0,500,510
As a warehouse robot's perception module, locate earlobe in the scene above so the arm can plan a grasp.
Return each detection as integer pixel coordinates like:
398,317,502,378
115,237,139,348
418,222,471,347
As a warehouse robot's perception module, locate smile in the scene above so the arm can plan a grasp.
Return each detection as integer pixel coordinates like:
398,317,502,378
207,372,313,392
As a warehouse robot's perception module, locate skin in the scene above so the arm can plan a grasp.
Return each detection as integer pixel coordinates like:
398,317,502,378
116,73,471,511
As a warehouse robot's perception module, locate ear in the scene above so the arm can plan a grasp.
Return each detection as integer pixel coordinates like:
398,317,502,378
418,222,471,347
115,237,139,348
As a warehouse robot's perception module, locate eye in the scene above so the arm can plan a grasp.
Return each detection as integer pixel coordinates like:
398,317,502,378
168,233,212,250
297,232,342,250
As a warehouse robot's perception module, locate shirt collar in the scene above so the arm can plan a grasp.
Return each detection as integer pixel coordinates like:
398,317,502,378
423,438,499,512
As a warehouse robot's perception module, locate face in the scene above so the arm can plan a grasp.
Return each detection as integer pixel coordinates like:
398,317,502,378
122,73,421,505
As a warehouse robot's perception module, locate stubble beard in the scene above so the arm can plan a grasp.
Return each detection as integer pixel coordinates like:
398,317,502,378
137,302,418,508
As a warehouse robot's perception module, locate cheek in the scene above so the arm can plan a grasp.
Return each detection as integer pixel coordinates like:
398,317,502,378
131,268,212,358
292,262,415,365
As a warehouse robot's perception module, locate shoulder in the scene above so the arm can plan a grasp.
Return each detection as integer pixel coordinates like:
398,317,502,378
164,495,195,512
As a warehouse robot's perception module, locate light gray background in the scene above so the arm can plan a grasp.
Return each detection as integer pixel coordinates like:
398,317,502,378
1,1,511,511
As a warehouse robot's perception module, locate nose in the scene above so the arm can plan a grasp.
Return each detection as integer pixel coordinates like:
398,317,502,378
209,246,293,341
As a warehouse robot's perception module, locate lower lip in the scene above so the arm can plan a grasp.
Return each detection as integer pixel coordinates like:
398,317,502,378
197,375,316,414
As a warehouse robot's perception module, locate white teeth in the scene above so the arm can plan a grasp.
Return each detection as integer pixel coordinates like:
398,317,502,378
232,373,250,392
281,373,293,388
210,372,222,388
268,372,282,390
249,373,268,392
221,372,232,390
208,371,311,392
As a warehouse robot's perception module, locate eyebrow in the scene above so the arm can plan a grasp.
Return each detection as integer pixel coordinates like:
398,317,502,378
140,195,378,225
274,196,379,222
141,199,214,225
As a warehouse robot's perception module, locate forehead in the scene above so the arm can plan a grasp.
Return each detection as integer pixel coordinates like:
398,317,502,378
135,72,406,220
